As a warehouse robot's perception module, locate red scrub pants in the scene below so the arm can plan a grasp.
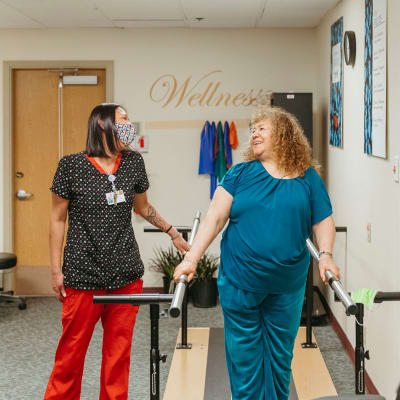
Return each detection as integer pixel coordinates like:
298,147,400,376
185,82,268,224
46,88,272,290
44,279,143,400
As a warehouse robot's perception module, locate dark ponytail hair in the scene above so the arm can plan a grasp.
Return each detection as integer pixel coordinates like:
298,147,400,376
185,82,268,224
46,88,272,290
86,103,124,157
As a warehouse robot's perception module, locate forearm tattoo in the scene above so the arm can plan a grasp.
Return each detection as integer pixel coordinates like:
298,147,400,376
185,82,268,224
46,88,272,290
146,205,168,231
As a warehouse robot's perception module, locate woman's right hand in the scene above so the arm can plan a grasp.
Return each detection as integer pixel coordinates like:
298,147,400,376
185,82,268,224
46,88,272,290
173,260,197,283
52,270,66,302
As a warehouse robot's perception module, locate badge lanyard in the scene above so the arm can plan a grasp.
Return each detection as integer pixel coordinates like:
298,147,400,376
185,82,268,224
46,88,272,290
106,174,126,206
109,175,117,206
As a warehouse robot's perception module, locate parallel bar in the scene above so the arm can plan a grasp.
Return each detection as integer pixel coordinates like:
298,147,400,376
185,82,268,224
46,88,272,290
325,270,358,315
93,212,202,400
169,277,187,318
374,292,400,302
188,212,201,245
306,238,319,260
144,226,192,233
169,211,201,318
93,294,173,305
353,291,400,397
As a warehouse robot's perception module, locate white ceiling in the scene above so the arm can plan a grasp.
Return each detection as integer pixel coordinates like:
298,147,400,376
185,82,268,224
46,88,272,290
0,0,340,29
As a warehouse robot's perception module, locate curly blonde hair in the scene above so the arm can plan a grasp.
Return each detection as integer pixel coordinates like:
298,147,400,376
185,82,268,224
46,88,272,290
243,105,316,177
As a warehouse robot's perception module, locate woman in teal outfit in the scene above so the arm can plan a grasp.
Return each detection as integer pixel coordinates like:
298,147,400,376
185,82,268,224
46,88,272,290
174,106,340,400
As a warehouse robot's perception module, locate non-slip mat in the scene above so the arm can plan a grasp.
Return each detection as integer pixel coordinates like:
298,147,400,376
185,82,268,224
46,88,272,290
204,328,231,399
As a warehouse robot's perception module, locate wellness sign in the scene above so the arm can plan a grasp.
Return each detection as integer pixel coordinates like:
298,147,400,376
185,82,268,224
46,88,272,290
150,70,270,108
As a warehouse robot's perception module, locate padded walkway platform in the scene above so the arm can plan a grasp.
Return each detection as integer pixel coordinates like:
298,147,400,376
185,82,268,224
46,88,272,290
164,327,337,400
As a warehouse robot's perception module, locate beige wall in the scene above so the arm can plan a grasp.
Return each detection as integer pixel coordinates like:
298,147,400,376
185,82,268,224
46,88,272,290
0,27,319,289
316,0,400,398
1,5,399,397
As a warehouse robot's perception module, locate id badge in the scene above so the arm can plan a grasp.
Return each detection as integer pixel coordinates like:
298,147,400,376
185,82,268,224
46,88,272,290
116,190,126,203
106,192,115,205
106,190,126,205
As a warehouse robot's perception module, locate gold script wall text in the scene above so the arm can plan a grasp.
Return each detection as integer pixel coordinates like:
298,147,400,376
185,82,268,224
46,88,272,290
150,70,270,108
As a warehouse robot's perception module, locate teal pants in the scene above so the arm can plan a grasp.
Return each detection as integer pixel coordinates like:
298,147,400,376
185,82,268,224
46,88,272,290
218,269,306,400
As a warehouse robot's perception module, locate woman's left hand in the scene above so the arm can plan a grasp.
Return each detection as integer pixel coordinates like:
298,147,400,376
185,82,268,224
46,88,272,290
318,255,341,285
172,235,190,255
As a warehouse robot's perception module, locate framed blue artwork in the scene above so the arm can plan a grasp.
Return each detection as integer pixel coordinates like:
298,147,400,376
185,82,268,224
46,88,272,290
364,0,387,158
330,17,343,148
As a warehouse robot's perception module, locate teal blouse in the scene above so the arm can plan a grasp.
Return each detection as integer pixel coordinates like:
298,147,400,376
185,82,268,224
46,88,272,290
219,160,333,294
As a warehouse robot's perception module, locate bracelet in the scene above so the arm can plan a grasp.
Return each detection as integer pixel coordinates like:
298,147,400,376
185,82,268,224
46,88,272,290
165,225,173,234
318,251,333,258
171,233,181,241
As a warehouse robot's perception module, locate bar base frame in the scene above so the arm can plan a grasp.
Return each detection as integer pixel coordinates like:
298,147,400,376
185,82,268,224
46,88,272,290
176,343,192,349
301,342,318,349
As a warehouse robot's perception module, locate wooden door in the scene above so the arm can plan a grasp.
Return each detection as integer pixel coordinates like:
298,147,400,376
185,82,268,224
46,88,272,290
12,68,106,295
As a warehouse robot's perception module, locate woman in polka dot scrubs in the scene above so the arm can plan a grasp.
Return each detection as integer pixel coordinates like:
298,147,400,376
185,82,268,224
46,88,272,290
44,103,189,400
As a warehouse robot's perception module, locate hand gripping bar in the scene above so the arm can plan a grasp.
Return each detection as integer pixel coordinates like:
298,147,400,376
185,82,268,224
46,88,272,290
93,211,201,308
169,210,201,318
306,238,358,315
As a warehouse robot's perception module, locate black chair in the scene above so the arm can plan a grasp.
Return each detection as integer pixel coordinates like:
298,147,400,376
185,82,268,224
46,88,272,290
0,253,26,310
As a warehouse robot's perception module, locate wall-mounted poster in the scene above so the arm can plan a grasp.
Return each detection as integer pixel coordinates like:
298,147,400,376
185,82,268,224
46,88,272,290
364,0,387,158
330,17,343,148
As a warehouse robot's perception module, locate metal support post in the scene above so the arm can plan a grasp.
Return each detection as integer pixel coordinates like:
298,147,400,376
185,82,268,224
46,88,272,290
302,258,317,348
175,230,191,349
355,303,369,394
150,304,167,400
150,303,160,400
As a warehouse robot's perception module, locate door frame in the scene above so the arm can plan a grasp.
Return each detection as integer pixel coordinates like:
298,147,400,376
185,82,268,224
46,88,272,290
2,60,114,252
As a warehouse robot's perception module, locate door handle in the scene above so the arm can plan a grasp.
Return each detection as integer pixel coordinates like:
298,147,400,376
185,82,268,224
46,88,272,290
16,189,33,200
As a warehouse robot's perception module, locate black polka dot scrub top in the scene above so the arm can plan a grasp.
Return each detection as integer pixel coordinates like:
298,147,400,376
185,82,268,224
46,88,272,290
50,150,149,290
